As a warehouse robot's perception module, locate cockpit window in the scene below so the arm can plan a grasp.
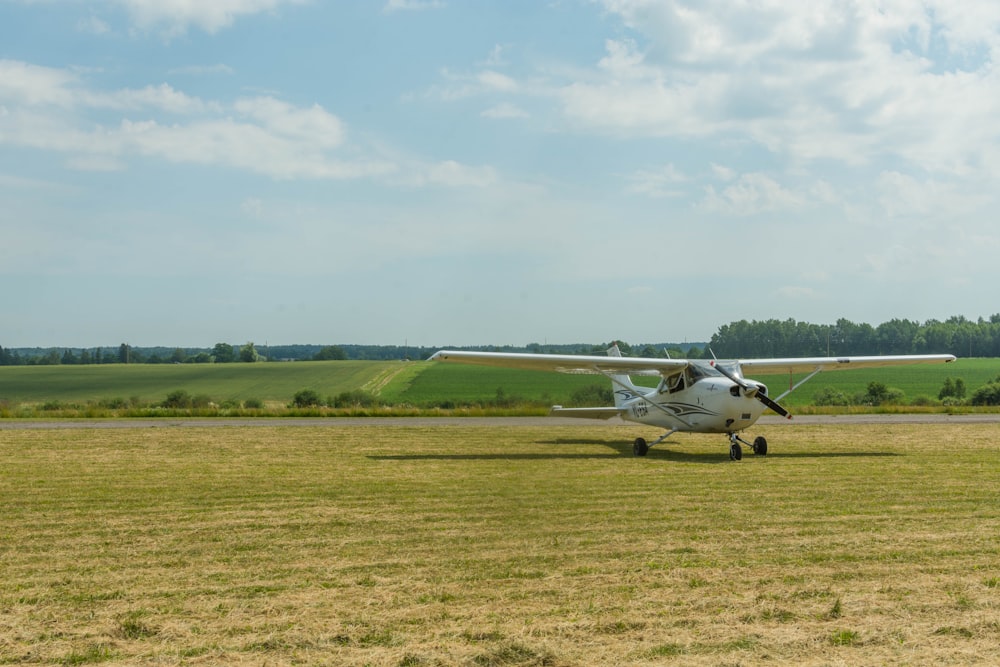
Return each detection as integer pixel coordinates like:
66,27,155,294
688,361,723,381
660,362,724,393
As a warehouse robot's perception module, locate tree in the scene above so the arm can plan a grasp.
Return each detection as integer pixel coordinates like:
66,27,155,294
939,377,966,401
239,342,260,363
118,343,131,364
313,345,347,361
212,343,235,363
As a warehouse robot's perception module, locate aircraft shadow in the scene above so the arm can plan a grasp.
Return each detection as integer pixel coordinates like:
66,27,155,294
369,439,900,464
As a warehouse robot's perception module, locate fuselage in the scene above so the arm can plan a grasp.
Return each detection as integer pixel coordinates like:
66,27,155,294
620,372,770,434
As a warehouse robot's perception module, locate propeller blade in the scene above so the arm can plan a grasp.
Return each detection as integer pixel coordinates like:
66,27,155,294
757,392,792,419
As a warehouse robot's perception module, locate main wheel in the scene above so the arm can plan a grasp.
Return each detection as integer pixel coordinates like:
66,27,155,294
752,436,768,456
633,438,649,457
729,443,742,461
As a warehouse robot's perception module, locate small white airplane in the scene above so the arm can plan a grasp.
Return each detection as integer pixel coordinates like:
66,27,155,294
430,345,957,460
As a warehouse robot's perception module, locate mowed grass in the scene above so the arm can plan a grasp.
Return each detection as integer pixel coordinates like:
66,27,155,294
1,421,998,665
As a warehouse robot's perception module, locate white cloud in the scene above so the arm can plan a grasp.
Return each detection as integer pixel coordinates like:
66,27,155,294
625,164,686,198
76,15,111,35
775,286,818,300
481,103,528,119
168,64,235,76
541,2,1000,175
382,0,445,14
0,60,394,181
701,173,803,215
0,59,80,108
418,160,497,187
233,97,344,148
477,70,518,92
114,0,308,36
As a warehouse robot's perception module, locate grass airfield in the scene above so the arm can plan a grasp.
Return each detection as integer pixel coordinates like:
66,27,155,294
1,420,998,665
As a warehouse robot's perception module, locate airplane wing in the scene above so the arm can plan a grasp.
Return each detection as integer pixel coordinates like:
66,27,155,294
737,354,957,375
430,350,690,377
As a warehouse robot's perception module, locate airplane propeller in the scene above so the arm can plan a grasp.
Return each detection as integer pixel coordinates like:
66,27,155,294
710,360,792,420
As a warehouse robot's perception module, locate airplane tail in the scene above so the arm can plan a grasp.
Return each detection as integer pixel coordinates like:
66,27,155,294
607,343,642,407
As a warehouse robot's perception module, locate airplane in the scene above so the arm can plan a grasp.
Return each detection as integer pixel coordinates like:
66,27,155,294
429,345,957,460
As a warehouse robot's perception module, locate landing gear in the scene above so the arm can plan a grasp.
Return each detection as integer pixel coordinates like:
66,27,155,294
633,438,649,457
630,429,676,457
729,433,767,461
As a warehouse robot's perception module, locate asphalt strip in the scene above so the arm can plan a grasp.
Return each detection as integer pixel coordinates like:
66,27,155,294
2,414,999,430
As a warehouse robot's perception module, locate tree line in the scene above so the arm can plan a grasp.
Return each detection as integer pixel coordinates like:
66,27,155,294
3,314,999,366
706,315,1000,359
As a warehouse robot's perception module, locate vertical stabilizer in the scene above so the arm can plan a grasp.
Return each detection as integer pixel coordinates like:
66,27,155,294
607,344,641,407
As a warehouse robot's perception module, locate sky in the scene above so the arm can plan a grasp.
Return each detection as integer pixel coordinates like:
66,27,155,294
2,0,999,348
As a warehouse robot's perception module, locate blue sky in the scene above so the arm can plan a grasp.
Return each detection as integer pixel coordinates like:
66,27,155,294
2,1,999,348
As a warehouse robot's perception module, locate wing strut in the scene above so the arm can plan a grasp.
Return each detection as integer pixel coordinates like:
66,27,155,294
774,368,823,403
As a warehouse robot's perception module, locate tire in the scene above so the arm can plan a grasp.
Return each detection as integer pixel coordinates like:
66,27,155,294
633,438,649,457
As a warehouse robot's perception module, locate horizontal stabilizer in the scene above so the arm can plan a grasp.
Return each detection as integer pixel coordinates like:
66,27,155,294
549,406,623,420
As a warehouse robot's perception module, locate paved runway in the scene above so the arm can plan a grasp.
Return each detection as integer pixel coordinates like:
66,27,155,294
2,413,999,430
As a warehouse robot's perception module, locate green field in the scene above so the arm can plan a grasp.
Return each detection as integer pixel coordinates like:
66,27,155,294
1,421,998,665
0,357,997,412
0,361,409,406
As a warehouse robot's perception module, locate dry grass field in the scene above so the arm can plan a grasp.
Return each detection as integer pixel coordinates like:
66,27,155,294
1,420,998,665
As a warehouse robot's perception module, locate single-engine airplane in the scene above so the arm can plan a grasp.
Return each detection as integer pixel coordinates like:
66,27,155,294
430,345,956,460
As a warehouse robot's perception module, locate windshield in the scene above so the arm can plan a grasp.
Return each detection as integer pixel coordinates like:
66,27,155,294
688,361,724,380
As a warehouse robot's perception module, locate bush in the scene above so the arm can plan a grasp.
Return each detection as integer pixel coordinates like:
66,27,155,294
568,384,613,407
814,386,851,406
292,389,323,408
191,394,213,408
970,382,1000,406
243,397,264,409
857,381,905,406
330,390,380,408
162,390,192,408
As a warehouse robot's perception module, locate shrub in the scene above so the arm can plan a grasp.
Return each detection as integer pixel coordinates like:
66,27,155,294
292,389,323,407
191,394,213,408
162,390,192,408
969,382,1000,406
330,390,380,408
569,383,613,407
857,381,905,406
814,386,851,406
243,397,264,409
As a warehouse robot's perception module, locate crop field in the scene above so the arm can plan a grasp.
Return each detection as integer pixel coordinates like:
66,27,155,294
3,357,995,412
1,420,998,665
0,362,410,406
